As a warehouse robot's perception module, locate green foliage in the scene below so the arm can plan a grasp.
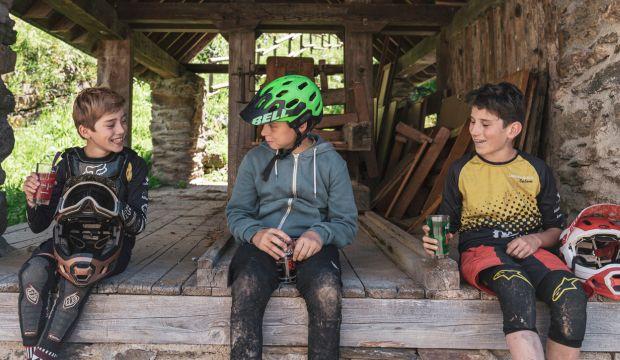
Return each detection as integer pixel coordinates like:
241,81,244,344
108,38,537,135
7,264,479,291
4,17,96,118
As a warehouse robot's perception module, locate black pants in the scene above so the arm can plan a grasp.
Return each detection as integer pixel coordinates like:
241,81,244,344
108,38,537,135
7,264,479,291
228,243,342,360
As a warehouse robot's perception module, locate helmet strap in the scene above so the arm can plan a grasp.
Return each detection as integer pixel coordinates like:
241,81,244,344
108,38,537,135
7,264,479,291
261,125,309,181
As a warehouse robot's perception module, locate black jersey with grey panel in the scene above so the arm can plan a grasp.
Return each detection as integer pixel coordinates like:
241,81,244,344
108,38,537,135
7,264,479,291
26,147,149,246
439,150,565,253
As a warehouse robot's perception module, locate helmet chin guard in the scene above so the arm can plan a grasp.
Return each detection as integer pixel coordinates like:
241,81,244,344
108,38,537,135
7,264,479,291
54,175,124,287
560,204,620,300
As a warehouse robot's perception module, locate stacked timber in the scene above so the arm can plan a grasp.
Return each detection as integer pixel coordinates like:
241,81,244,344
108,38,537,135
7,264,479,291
371,69,547,233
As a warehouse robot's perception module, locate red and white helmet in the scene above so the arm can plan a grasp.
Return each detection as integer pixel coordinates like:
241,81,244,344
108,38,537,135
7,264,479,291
560,204,620,300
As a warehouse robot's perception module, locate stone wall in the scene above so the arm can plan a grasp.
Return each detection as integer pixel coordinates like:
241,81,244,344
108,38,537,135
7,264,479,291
545,0,620,217
0,0,16,235
145,71,206,185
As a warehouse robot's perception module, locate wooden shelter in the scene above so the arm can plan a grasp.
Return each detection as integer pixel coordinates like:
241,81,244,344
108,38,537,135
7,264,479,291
1,0,620,358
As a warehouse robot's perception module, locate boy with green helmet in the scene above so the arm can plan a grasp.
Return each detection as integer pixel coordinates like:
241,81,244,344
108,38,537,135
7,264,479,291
227,74,358,359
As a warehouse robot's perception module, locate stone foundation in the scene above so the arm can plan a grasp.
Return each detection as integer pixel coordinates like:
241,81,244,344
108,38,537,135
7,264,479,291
546,0,620,216
145,71,206,185
0,0,15,235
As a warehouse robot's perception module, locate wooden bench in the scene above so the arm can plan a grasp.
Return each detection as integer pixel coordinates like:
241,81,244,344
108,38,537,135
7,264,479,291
0,187,619,351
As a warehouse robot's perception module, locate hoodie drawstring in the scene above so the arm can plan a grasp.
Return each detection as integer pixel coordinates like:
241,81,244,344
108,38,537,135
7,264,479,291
313,147,317,198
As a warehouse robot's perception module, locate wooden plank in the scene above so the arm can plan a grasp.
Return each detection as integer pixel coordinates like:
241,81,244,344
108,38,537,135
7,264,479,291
376,100,397,176
97,38,133,146
396,35,438,79
196,230,233,285
394,122,433,144
312,129,343,142
343,121,371,151
361,211,460,291
0,293,617,350
43,0,127,39
22,1,53,20
132,32,182,78
227,29,256,193
409,195,442,233
97,221,198,294
318,59,329,91
437,95,470,130
265,56,314,82
339,251,365,298
316,113,358,129
341,228,423,299
421,121,471,213
383,141,428,218
371,143,426,209
118,3,457,28
322,88,345,106
389,127,451,219
385,134,407,172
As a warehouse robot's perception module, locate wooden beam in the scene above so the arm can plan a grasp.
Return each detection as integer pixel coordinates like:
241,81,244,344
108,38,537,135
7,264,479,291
184,63,345,76
444,0,504,38
118,3,458,28
97,38,134,146
42,0,128,39
396,35,438,79
227,29,256,193
39,0,184,78
0,293,618,350
133,32,182,78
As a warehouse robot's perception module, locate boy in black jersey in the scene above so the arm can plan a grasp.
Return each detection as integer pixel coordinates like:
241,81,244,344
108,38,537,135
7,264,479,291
19,88,148,359
422,83,587,360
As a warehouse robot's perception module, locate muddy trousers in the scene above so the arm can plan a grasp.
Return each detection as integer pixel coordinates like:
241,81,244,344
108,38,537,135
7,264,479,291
229,243,342,360
480,265,587,348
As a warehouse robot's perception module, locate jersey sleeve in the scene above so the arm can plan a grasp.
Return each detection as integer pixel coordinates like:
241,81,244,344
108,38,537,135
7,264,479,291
536,162,565,230
119,155,149,235
438,161,463,234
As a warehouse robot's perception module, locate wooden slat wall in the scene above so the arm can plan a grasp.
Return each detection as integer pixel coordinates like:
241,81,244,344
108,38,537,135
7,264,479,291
439,0,549,96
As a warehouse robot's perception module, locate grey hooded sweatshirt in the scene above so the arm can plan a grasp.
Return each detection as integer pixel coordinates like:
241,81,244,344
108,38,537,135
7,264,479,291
226,136,358,248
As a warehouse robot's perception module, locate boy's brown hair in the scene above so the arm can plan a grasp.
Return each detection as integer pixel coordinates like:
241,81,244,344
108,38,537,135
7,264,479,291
73,87,125,135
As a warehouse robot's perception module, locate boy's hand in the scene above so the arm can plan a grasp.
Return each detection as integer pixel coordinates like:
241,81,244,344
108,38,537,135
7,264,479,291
506,234,543,259
23,173,40,208
421,225,453,257
251,228,291,260
293,230,323,261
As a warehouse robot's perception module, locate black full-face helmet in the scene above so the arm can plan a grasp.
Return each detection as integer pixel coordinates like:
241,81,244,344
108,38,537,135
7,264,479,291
53,174,123,287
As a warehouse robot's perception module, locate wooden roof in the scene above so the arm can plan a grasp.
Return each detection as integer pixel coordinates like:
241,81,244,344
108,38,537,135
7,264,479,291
9,0,467,81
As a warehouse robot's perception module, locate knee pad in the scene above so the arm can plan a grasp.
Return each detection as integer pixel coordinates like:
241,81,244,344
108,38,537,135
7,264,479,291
40,278,92,346
481,267,537,335
18,256,56,343
538,271,587,348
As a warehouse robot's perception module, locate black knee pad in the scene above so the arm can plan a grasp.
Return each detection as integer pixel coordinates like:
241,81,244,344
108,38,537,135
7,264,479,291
537,271,587,348
480,266,537,335
38,278,92,351
18,256,56,345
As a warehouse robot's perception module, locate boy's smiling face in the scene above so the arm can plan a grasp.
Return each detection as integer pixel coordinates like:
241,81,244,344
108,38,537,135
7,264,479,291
469,106,522,162
79,109,127,157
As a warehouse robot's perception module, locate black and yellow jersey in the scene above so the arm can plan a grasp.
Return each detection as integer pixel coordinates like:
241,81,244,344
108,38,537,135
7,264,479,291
439,151,565,253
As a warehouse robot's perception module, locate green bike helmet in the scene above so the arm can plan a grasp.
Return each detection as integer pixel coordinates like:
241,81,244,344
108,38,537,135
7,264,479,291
240,75,324,181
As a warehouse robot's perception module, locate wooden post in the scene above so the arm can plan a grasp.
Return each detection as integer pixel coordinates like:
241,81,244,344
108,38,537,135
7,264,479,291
226,28,256,191
344,14,377,178
97,38,134,146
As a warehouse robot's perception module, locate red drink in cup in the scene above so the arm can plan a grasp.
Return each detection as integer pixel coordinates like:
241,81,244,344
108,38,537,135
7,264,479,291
34,163,57,206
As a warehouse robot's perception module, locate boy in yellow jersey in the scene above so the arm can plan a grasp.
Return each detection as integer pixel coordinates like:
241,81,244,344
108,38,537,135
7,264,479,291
422,83,587,360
